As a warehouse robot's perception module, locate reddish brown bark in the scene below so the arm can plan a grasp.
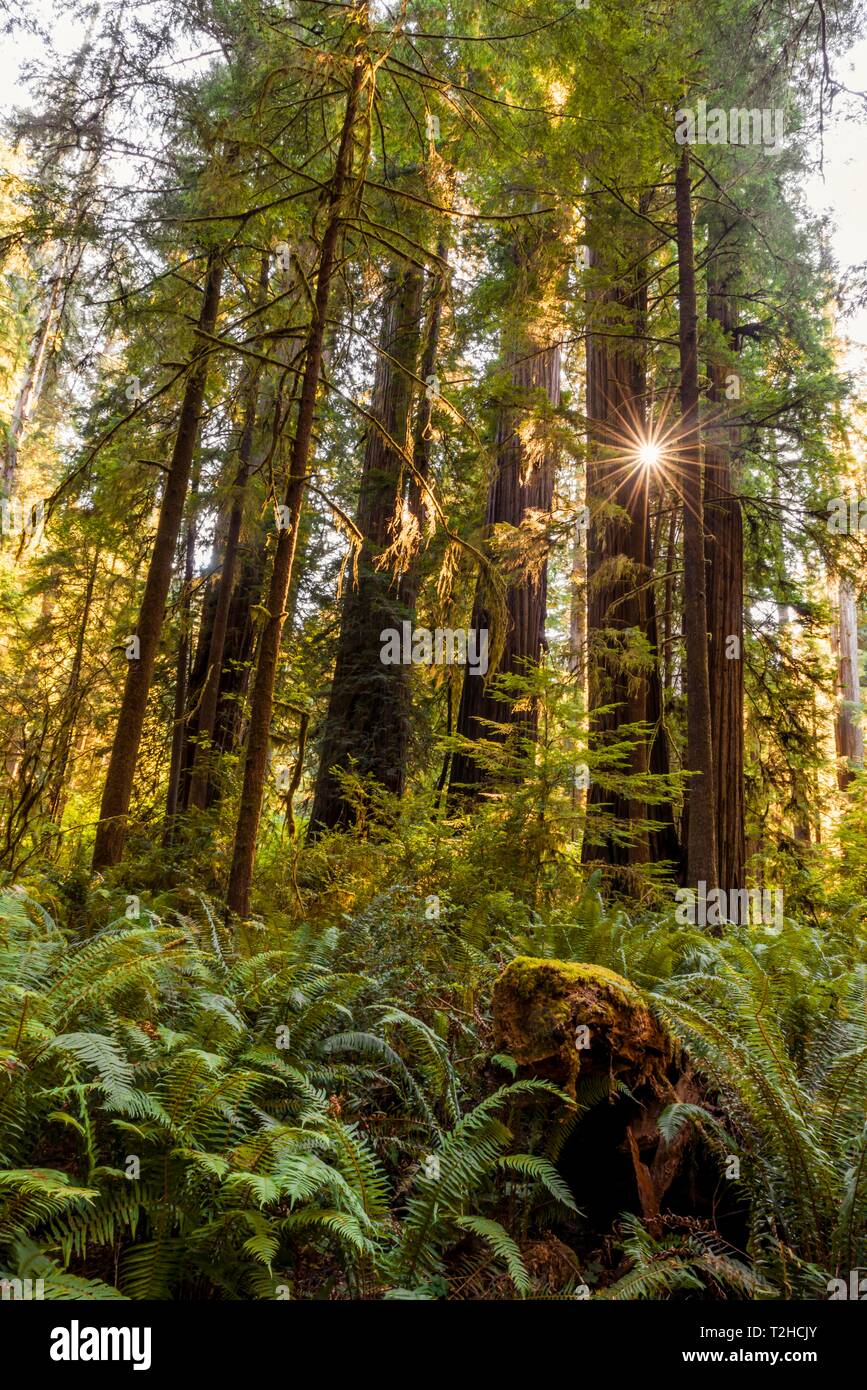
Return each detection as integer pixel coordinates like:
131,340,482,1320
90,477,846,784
581,235,677,871
704,230,745,895
92,251,224,869
833,575,864,788
675,148,718,891
396,252,449,619
448,312,561,792
226,53,367,916
583,254,651,865
186,271,269,812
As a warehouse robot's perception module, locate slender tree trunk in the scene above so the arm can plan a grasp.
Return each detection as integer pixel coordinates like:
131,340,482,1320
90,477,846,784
91,251,224,869
226,52,367,917
675,148,718,891
211,541,268,764
833,575,864,788
704,231,745,895
308,264,424,833
47,543,99,825
3,38,121,493
178,552,221,810
569,465,587,682
164,481,198,835
187,257,270,812
3,250,70,493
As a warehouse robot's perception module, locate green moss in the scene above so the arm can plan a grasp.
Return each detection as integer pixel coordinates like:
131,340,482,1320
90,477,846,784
492,954,673,1097
505,956,641,1001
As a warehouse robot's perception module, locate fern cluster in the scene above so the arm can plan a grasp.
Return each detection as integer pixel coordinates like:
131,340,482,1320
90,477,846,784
0,885,575,1299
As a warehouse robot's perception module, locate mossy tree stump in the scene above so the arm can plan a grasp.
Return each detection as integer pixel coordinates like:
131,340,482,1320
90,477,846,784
493,956,674,1098
493,957,702,1226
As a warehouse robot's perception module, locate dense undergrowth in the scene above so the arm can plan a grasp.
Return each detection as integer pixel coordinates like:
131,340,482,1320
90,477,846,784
1,815,864,1301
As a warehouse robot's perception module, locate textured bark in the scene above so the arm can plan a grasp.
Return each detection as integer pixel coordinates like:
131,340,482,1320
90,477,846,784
704,229,745,895
569,471,587,682
308,265,424,833
226,55,366,917
163,486,198,835
177,552,221,811
449,232,561,794
396,251,449,619
584,255,650,863
833,575,864,788
211,540,268,766
186,262,270,812
675,148,718,891
92,251,224,869
191,253,310,806
582,238,676,869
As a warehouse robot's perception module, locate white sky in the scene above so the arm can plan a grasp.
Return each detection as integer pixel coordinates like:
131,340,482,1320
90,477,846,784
801,36,867,374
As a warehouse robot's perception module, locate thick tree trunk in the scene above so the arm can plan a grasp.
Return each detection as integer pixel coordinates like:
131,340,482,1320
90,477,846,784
583,253,651,865
226,54,367,917
91,251,224,869
675,148,718,891
833,575,864,788
704,234,745,896
581,236,676,870
449,231,561,795
396,251,448,619
308,264,424,833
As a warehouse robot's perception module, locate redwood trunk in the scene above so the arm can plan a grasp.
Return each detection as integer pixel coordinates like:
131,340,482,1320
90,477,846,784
187,346,267,809
704,235,745,895
91,252,223,869
581,238,676,870
448,317,561,792
833,575,864,788
308,265,424,833
583,253,651,865
164,487,198,834
397,250,449,619
675,148,718,891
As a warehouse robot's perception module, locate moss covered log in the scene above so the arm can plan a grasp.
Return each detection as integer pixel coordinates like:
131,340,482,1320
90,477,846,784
492,956,675,1097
